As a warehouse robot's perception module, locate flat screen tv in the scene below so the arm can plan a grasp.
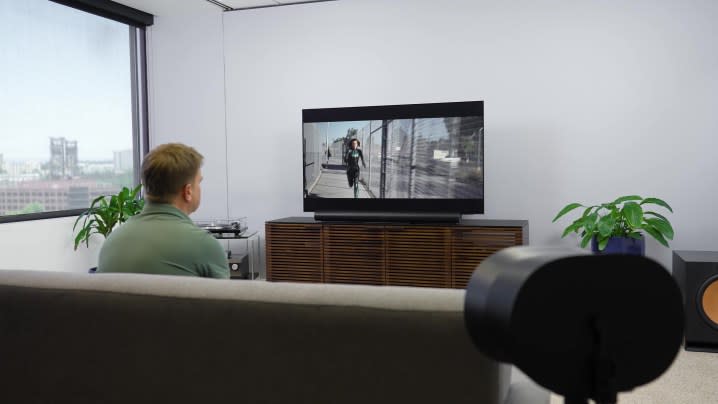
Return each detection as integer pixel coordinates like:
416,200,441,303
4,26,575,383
303,101,484,221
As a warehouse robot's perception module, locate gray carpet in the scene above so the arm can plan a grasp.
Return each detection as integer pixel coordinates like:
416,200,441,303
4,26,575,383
507,367,550,404
548,349,718,403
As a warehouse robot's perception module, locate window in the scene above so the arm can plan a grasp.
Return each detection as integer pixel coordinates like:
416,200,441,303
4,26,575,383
0,0,151,222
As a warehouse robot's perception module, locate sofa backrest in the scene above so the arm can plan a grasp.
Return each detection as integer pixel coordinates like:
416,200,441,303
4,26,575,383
0,270,510,404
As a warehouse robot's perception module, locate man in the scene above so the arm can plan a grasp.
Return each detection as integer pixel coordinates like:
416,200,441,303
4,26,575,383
98,143,229,279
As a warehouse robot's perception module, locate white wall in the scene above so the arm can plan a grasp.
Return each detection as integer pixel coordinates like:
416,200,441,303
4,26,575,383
146,9,228,222
0,217,101,272
220,0,718,270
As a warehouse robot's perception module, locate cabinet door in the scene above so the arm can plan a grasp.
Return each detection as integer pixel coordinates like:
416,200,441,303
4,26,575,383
266,223,323,283
385,226,451,288
323,224,385,285
452,227,524,289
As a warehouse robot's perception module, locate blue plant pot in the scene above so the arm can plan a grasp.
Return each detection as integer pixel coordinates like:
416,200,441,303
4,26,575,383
591,235,645,256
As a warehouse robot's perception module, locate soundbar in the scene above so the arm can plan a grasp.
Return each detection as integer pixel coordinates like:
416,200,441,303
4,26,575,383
313,211,462,223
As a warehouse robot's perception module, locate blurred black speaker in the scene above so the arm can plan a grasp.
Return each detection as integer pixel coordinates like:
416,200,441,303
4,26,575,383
673,250,718,352
465,247,684,404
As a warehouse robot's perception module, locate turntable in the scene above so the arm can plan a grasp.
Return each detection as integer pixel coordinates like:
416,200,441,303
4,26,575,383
196,218,248,238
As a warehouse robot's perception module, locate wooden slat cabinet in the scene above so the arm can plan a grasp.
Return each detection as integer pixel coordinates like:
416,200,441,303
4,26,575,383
266,217,528,289
451,226,525,289
385,226,451,288
324,224,385,285
265,222,323,283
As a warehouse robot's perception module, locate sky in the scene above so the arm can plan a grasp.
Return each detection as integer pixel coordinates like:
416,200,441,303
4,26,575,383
0,0,132,161
325,121,371,142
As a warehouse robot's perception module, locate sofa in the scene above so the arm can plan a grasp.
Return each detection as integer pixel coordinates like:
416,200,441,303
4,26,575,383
0,270,512,404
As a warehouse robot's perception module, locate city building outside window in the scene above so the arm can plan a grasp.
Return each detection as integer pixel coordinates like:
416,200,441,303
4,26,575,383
0,0,150,222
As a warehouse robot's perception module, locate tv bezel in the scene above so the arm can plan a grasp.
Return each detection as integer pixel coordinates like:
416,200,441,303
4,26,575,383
302,100,484,214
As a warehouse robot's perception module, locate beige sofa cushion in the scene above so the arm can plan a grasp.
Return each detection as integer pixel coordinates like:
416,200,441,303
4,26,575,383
0,270,510,404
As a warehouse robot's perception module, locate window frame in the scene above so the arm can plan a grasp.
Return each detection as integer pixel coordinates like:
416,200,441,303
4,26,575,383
0,0,153,224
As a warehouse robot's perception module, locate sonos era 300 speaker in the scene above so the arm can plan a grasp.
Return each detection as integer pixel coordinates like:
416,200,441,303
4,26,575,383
673,250,718,352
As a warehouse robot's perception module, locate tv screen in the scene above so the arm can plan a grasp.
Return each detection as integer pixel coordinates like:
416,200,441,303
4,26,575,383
303,101,484,215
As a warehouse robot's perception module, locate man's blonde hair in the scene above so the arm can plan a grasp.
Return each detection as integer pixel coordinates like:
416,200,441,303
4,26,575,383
141,143,203,203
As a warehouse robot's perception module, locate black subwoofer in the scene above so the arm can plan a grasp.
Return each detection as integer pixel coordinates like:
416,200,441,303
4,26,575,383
673,250,718,352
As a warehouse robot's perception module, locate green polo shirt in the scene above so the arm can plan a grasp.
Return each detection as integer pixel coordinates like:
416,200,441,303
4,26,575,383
97,203,229,279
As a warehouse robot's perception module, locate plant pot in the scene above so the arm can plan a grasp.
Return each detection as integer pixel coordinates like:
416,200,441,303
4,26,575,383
591,235,645,256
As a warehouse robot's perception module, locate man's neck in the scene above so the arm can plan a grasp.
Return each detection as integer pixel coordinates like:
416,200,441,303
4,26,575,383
173,202,193,216
166,196,193,216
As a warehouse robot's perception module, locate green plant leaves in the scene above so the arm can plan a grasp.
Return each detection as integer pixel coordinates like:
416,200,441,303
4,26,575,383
645,217,674,240
130,184,142,200
553,195,674,250
641,197,673,213
644,211,669,222
597,215,616,237
552,203,583,222
72,185,144,250
643,224,670,247
598,235,610,251
74,225,89,250
584,212,599,234
612,195,642,204
621,202,643,228
561,218,584,238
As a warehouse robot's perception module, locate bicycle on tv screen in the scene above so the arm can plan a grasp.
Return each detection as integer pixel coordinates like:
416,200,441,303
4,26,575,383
302,101,484,214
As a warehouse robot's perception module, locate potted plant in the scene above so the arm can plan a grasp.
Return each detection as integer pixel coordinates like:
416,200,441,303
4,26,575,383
552,195,674,255
73,185,144,251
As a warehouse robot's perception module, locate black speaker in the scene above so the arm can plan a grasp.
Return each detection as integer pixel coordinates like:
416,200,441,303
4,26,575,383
228,254,250,279
465,247,684,404
673,250,718,352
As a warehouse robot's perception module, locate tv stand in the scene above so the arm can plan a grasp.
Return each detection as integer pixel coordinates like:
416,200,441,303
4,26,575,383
313,211,461,223
266,217,528,289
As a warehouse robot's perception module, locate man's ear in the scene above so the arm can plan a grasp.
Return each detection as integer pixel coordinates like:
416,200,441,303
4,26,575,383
182,183,193,202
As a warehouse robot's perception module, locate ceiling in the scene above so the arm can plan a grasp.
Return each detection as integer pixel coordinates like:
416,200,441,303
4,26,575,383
114,0,333,17
223,0,318,9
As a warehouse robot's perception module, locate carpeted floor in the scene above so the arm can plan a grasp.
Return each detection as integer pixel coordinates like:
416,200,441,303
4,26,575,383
548,349,718,403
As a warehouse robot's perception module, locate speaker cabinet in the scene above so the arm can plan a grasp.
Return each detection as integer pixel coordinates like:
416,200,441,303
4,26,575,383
673,250,718,352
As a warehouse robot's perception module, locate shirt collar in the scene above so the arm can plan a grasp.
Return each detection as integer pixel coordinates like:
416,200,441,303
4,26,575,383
141,202,192,222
